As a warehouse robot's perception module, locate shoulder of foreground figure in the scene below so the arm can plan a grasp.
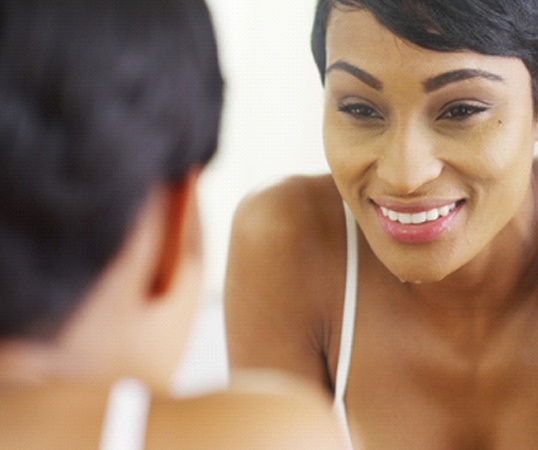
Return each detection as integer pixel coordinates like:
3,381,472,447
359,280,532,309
146,371,348,449
231,173,341,244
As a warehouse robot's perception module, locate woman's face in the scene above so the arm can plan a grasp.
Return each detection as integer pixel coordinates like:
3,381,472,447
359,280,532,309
323,9,538,283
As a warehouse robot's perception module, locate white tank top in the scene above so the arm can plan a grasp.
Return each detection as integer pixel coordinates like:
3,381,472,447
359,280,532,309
100,379,151,450
333,202,359,449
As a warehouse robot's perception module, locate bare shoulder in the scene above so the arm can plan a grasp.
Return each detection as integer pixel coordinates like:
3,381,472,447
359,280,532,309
146,372,348,449
0,384,110,450
231,174,343,247
225,174,347,388
0,381,347,449
227,174,346,289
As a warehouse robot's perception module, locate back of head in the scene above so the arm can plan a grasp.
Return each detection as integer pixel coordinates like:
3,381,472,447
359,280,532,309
312,0,538,110
0,0,223,340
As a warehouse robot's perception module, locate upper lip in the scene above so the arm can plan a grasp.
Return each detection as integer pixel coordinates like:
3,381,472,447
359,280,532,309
370,198,464,213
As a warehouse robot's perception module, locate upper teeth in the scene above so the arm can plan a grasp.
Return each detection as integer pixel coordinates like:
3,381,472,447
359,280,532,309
381,203,456,225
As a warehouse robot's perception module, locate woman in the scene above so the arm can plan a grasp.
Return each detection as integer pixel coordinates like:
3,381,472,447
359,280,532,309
0,0,347,448
225,0,538,448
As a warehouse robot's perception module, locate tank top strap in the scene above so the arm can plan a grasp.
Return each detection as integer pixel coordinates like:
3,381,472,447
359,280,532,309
333,201,358,448
100,379,151,450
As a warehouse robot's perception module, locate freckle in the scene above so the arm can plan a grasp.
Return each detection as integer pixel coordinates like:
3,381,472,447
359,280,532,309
498,120,503,125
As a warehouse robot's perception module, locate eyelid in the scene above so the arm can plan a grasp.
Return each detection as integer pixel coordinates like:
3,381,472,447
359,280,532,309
336,98,384,120
437,100,491,120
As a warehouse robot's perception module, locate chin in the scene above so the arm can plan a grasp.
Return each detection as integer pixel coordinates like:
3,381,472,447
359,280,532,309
385,261,454,285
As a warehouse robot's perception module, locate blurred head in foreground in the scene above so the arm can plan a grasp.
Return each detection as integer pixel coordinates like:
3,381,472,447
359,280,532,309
0,0,223,390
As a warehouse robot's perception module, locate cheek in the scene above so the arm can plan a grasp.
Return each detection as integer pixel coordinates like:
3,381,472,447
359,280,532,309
458,127,535,229
323,108,374,187
487,107,536,173
323,110,349,185
449,118,534,186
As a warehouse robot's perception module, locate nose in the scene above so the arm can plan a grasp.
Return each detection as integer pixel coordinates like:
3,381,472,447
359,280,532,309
376,122,443,194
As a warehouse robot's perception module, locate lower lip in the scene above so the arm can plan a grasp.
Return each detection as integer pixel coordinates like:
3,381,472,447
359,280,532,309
375,203,462,244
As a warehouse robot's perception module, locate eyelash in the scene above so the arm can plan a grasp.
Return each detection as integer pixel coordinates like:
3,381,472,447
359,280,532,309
337,101,489,122
438,103,488,120
337,102,382,120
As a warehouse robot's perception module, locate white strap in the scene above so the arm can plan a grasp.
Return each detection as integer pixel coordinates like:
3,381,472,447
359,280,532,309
100,379,151,450
333,202,358,449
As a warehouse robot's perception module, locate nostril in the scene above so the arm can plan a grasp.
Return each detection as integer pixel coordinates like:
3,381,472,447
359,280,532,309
376,153,443,194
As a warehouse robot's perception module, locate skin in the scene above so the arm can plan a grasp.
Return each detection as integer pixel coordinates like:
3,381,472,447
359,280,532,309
225,8,538,449
0,377,344,450
0,172,346,449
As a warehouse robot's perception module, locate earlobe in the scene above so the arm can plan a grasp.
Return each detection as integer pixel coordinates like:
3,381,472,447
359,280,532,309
151,168,202,297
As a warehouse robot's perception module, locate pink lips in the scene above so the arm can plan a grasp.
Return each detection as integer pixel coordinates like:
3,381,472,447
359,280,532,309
374,201,462,244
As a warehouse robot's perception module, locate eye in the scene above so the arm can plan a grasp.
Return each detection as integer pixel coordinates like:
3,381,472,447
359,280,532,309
439,103,488,121
337,102,383,120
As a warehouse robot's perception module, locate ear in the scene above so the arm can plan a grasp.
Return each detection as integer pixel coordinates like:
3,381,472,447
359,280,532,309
151,167,202,298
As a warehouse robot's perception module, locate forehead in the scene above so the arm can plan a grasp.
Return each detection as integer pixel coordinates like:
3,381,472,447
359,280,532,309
325,8,527,84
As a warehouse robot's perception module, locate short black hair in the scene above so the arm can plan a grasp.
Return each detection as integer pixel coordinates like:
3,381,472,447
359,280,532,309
0,0,223,339
312,0,538,111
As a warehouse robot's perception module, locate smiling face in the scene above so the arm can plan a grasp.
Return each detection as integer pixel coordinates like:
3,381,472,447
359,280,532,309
323,9,538,283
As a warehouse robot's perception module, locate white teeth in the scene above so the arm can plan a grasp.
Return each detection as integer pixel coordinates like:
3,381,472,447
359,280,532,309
426,209,439,221
381,202,456,225
411,212,427,224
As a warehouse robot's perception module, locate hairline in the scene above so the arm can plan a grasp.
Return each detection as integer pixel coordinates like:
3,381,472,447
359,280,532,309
313,0,538,117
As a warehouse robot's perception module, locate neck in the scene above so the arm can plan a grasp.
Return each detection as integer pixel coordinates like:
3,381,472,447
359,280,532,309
387,180,538,331
0,339,60,386
0,335,120,388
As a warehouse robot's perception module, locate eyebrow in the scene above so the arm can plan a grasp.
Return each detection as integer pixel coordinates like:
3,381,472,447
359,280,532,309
423,69,505,92
325,60,505,93
325,60,383,91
